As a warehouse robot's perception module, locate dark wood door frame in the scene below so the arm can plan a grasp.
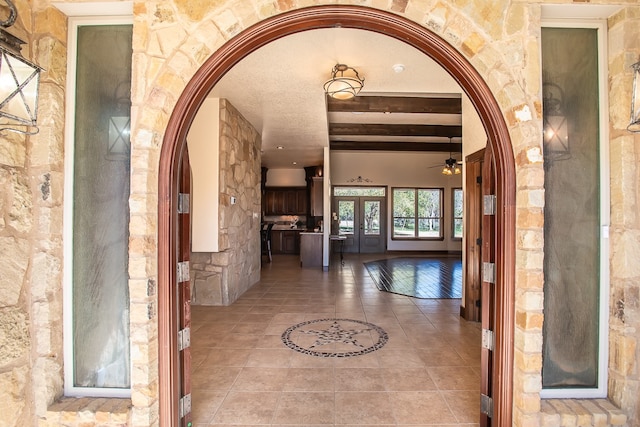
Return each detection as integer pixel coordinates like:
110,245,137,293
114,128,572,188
158,5,516,426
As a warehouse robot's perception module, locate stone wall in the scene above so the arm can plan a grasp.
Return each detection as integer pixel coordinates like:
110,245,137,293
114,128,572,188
0,0,637,426
191,99,262,306
608,7,640,426
0,2,67,427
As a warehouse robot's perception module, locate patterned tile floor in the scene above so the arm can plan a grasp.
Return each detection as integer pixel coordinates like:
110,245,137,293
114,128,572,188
191,253,481,426
364,256,463,299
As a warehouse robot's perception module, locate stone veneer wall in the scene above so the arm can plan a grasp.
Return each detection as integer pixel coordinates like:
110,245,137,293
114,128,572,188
0,2,67,426
0,0,636,426
608,8,640,426
191,99,261,306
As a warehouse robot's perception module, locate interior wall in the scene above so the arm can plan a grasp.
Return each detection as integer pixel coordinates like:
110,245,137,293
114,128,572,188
330,150,463,251
190,99,262,305
187,98,220,253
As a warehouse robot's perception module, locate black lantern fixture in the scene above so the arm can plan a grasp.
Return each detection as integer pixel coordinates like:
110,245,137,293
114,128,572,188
107,81,131,159
542,82,570,160
323,64,364,100
628,60,640,133
0,0,42,134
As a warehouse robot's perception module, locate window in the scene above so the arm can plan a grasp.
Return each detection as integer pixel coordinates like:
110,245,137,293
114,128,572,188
540,22,609,399
63,18,133,398
333,187,385,196
453,188,463,239
392,188,443,240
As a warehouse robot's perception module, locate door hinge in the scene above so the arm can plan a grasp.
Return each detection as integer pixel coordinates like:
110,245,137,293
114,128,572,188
476,175,482,184
178,327,191,351
179,393,192,418
482,328,495,351
178,193,190,214
476,237,482,246
483,194,496,215
177,261,190,283
483,262,495,284
481,394,493,418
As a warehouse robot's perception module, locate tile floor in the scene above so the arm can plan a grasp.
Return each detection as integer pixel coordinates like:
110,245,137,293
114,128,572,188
191,253,481,426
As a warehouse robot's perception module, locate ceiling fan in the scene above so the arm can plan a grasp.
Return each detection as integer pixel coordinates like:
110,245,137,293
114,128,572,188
428,137,462,175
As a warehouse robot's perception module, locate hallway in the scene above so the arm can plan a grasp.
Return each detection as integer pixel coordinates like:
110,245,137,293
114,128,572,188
191,254,481,426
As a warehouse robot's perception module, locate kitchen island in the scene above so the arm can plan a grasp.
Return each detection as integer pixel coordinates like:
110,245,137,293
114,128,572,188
299,232,323,267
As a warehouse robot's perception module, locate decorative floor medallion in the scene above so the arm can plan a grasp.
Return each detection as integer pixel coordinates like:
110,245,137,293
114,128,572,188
282,318,388,357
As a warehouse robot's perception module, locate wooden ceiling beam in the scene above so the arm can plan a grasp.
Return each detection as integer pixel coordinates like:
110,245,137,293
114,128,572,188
329,141,463,152
327,95,462,114
329,123,462,137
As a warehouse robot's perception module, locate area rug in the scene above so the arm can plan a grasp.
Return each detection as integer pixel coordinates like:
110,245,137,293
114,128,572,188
364,257,462,299
282,318,388,357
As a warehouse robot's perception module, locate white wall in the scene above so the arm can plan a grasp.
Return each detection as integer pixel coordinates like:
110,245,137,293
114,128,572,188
265,168,306,186
187,98,220,252
330,151,463,251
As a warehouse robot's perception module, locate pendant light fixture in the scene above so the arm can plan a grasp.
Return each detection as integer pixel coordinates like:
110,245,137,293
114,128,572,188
0,0,43,134
323,64,364,100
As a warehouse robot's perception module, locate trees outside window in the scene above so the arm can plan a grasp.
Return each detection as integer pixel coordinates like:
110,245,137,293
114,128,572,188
453,188,463,239
392,188,443,239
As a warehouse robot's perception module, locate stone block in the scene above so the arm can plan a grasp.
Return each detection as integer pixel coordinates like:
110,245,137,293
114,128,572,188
193,275,223,305
0,308,30,364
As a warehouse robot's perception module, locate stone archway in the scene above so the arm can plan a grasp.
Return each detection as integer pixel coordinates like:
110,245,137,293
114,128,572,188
158,5,516,426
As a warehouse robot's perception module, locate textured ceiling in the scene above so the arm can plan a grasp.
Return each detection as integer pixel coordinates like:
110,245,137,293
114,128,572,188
207,28,465,169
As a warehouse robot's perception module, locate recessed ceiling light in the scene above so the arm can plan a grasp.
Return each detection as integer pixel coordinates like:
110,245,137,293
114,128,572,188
392,63,405,73
292,161,297,165
277,146,284,150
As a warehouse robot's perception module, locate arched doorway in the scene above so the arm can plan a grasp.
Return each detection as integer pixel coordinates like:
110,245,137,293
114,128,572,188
158,5,516,426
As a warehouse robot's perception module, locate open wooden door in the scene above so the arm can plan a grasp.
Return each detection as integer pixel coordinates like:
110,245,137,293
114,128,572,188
480,145,496,427
463,148,485,322
177,146,192,426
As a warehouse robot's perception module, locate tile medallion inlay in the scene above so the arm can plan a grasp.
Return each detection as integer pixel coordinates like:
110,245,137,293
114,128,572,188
282,318,389,357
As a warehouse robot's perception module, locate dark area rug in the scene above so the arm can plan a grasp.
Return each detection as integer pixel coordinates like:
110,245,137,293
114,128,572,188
364,257,462,299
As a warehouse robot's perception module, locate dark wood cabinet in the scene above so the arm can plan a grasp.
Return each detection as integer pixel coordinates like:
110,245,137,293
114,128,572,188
264,187,308,215
271,230,300,254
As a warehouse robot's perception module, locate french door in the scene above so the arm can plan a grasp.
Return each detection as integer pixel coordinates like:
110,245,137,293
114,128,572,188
334,196,386,253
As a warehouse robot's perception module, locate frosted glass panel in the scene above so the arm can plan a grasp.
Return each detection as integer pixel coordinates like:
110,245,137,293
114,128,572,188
542,28,600,389
73,25,132,389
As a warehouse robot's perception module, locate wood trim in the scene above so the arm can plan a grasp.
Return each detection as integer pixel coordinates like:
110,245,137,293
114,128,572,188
158,5,516,426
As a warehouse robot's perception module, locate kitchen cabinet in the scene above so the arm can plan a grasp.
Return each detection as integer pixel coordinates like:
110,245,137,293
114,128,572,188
310,177,323,216
271,230,300,254
264,187,308,215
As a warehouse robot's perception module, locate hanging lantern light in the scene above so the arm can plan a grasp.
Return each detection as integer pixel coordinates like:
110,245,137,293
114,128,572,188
0,0,43,134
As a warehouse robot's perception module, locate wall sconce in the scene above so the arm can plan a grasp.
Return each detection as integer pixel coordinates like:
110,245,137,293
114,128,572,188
107,81,131,159
0,0,42,135
323,64,364,100
628,60,640,133
543,82,570,160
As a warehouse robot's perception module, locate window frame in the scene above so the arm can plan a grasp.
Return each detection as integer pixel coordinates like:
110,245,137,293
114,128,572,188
452,187,463,240
63,15,133,399
391,187,444,241
539,19,610,400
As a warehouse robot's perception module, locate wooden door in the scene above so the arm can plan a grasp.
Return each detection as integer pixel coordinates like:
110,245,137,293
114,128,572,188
463,148,485,322
480,145,496,427
177,145,192,426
